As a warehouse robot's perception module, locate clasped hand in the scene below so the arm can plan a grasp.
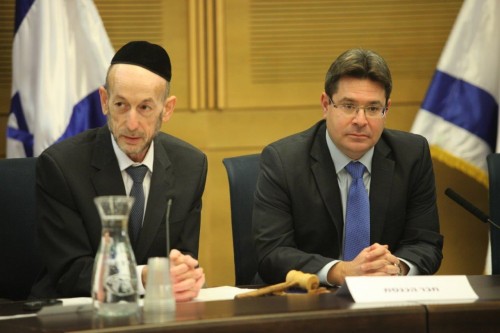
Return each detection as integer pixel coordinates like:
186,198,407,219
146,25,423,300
330,243,405,285
143,249,205,302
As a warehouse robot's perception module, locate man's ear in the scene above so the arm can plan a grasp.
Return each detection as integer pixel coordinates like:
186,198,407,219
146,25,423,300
384,99,391,117
320,92,330,118
162,96,177,122
98,86,108,115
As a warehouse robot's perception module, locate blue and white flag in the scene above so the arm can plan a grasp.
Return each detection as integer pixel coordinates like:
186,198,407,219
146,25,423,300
7,0,114,157
411,0,500,187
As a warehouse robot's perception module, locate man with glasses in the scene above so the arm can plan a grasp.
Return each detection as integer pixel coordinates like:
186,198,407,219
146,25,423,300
253,48,443,286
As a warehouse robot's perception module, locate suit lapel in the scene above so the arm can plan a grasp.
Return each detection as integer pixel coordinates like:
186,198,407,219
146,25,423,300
135,139,174,262
370,136,394,242
90,127,126,197
310,124,344,244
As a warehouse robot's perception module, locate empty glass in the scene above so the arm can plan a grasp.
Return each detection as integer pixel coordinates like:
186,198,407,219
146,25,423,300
143,257,176,323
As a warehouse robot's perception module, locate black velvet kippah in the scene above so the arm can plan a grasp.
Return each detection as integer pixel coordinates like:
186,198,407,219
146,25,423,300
111,41,172,81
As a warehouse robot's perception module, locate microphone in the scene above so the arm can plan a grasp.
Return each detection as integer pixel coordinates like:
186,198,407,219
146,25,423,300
165,198,172,256
444,188,500,229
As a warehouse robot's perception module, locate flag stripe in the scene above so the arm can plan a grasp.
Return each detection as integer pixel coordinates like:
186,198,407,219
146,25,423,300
422,70,498,150
14,0,35,33
57,90,106,143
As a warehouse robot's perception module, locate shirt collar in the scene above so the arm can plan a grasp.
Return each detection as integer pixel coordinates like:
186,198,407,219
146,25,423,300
111,134,154,172
325,129,373,174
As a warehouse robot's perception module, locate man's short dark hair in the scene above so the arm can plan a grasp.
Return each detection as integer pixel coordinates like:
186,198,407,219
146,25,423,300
324,48,392,102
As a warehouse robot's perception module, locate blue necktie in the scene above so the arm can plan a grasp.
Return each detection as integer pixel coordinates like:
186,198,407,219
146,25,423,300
126,165,148,244
343,162,370,261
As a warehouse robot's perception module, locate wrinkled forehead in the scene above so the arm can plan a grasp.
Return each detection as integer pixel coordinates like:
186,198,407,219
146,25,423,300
108,64,167,91
110,63,166,82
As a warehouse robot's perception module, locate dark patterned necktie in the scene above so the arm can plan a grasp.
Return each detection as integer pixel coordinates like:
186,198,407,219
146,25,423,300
343,161,370,261
126,165,148,244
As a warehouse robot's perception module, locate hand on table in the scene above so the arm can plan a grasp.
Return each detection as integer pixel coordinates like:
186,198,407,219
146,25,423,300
142,249,205,302
169,249,205,302
328,243,408,285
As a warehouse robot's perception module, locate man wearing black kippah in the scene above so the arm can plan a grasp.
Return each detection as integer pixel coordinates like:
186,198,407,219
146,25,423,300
31,41,207,302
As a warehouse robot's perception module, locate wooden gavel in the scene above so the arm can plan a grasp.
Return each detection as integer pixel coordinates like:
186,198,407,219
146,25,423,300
235,270,321,299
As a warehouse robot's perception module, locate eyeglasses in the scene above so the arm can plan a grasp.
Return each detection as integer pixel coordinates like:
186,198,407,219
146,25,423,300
328,97,387,118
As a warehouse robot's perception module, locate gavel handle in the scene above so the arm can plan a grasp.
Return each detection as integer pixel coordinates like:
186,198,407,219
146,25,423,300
235,281,295,299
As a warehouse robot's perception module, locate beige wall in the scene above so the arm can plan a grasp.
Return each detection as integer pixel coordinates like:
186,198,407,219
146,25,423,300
0,0,488,287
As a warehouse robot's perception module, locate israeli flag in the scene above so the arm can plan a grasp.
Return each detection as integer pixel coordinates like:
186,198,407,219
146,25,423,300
411,0,500,186
7,0,114,157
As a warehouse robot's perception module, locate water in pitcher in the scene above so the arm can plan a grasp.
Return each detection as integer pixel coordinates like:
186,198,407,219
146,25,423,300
92,197,139,317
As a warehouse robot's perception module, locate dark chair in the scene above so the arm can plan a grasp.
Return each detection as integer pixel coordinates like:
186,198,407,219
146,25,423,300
223,154,262,286
0,157,42,300
487,154,500,274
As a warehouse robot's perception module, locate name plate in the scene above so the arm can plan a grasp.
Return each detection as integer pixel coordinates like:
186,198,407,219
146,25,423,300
340,275,478,303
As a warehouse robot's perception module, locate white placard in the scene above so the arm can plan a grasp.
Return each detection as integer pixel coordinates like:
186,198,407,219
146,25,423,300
341,275,478,303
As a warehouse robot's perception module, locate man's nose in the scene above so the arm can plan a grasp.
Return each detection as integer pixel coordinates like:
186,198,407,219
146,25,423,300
126,110,140,130
352,107,368,124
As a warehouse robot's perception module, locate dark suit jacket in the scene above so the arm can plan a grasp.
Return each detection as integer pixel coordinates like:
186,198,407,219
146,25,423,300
31,126,207,298
253,120,443,284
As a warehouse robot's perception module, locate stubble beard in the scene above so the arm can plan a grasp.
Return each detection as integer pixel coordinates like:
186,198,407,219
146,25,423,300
107,112,163,160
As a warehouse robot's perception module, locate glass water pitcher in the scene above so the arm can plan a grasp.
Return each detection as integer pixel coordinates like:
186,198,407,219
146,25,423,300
91,196,139,317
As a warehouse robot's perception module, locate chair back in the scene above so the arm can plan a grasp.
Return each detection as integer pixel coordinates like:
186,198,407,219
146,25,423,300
223,154,262,285
0,157,41,300
487,153,500,274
